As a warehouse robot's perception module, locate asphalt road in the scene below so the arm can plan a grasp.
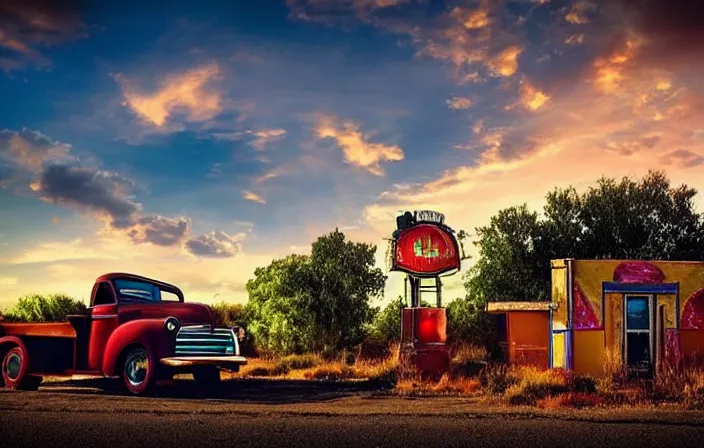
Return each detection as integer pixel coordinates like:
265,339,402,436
2,378,704,448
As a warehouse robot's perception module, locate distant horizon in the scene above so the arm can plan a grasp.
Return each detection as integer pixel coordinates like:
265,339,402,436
2,0,703,308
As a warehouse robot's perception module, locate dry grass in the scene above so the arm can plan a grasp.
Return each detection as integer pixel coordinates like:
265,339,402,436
224,342,704,410
450,343,488,364
537,393,604,409
227,346,400,383
395,373,482,396
653,363,704,408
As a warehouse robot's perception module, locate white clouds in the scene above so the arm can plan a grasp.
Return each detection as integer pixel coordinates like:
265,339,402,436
242,190,266,204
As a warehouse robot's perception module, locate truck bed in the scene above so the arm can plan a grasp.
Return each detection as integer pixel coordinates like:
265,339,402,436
0,322,77,338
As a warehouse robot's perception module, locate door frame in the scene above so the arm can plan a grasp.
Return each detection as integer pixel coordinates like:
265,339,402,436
623,293,655,371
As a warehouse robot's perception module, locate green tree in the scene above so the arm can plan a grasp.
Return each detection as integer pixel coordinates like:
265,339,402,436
2,294,88,322
211,301,248,328
244,254,317,355
244,229,387,355
446,295,496,347
465,170,704,303
307,229,387,353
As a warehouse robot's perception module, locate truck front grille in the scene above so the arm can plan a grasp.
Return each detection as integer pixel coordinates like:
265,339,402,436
175,325,238,356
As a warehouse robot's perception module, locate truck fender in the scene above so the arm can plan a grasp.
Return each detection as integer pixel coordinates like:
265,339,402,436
102,318,176,377
0,336,30,378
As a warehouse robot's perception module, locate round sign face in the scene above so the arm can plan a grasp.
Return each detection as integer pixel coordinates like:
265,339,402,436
392,224,460,276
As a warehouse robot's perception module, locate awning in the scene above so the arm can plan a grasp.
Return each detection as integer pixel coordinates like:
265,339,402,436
486,301,553,313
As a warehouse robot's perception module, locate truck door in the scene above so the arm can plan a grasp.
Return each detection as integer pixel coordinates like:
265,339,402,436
88,281,119,371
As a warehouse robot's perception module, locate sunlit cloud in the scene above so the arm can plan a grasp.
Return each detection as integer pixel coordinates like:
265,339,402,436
315,116,404,176
114,63,222,127
487,46,522,77
248,128,287,150
519,79,550,111
450,7,490,30
242,190,266,204
446,96,472,110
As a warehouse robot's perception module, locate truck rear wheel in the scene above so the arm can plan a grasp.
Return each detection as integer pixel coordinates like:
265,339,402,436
1,346,42,391
121,346,156,396
193,366,222,397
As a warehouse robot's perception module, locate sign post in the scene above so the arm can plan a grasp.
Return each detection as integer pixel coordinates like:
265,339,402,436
389,210,463,378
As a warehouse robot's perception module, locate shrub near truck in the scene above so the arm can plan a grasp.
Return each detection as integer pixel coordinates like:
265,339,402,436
0,273,247,396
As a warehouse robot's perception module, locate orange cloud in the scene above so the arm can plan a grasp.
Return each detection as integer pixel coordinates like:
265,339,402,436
487,46,522,77
519,80,550,111
565,2,593,24
592,37,642,93
315,117,404,176
115,63,222,127
242,190,266,204
450,7,490,30
447,96,472,110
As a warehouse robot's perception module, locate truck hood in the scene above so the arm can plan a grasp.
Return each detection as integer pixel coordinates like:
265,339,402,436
118,301,216,327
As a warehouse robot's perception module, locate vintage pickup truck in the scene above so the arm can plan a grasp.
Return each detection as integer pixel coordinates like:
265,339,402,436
0,273,247,396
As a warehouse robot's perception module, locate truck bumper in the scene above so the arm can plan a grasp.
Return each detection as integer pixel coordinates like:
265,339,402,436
159,356,247,370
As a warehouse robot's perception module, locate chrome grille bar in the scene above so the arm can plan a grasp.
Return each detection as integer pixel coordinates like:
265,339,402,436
175,325,239,356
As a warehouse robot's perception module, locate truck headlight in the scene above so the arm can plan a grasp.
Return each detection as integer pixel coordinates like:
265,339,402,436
164,316,180,333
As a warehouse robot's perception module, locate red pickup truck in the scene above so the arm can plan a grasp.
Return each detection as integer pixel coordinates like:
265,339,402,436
0,272,247,396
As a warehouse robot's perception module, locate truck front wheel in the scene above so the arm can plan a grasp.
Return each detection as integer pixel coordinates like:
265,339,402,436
193,366,222,397
121,346,156,396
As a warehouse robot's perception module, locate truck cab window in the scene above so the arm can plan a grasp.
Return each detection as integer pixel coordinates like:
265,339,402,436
115,279,159,303
93,282,116,306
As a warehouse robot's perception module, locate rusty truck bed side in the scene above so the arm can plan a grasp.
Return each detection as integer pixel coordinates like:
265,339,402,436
0,322,77,339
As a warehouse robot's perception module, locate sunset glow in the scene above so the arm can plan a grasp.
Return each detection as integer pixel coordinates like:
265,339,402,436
1,0,703,308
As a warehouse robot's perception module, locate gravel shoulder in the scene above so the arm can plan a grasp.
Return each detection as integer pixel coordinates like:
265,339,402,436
1,377,703,426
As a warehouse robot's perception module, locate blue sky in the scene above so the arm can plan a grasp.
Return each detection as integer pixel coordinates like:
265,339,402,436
1,0,704,306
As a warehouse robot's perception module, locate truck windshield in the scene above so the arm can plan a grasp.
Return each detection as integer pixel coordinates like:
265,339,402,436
114,279,161,302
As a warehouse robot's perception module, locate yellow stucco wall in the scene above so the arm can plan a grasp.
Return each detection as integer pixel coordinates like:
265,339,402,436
552,332,566,369
604,292,623,359
658,294,677,329
572,330,605,376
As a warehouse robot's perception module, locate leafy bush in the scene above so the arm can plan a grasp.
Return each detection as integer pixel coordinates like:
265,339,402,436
211,301,247,328
245,230,387,357
2,294,87,322
446,296,498,348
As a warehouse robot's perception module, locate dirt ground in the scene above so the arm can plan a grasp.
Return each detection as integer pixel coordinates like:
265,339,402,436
2,377,704,447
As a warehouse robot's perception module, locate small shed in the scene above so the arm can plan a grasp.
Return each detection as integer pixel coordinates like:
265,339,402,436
486,301,553,369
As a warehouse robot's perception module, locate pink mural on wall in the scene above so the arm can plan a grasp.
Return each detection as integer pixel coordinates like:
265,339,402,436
682,288,704,330
573,282,599,329
613,261,665,284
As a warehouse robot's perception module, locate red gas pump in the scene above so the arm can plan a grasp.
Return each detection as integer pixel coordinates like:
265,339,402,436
389,210,464,378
